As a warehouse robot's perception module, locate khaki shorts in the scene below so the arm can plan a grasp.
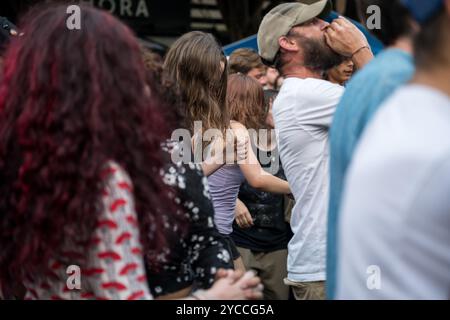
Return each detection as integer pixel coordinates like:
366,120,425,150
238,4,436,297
284,279,326,300
238,247,289,300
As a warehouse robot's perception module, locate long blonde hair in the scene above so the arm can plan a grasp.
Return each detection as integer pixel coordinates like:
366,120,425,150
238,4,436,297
163,31,229,135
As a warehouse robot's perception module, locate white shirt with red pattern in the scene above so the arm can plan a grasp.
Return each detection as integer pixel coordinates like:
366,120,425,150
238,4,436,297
24,162,152,300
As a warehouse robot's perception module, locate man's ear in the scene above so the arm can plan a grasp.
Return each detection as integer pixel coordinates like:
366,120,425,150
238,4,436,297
279,36,299,53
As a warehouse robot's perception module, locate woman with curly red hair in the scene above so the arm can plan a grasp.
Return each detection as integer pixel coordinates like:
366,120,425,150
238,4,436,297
0,4,261,300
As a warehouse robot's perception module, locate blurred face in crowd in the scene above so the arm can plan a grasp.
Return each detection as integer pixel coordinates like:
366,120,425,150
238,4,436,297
327,58,354,85
247,66,267,86
265,67,279,87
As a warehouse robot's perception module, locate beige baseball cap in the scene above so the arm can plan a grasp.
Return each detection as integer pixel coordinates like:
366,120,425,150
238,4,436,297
257,0,333,64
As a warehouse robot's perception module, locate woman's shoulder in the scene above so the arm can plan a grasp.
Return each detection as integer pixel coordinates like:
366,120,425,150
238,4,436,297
101,161,132,186
230,120,246,130
229,121,249,141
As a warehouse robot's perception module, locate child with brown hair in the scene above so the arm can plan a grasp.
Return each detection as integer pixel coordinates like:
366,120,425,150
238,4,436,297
208,74,291,271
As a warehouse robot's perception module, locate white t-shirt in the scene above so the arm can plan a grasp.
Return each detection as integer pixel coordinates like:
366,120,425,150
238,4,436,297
273,77,344,282
336,84,450,299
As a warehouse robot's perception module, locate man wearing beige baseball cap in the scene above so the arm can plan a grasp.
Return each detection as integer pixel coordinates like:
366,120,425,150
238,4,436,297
256,0,373,300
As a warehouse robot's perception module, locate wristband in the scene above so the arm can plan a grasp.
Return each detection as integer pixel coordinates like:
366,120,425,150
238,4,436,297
351,45,370,58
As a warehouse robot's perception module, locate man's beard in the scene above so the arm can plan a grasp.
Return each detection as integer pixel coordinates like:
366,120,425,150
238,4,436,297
298,35,344,72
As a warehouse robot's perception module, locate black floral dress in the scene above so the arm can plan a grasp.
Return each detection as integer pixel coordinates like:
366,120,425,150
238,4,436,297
145,141,233,297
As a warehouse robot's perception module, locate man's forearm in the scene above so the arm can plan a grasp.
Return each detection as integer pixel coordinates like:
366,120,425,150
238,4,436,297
352,46,373,70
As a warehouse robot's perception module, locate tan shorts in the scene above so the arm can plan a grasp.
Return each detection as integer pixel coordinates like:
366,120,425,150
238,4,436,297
284,278,326,300
238,247,289,300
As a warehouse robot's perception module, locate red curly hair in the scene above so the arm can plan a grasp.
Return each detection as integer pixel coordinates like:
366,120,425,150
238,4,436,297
0,4,183,289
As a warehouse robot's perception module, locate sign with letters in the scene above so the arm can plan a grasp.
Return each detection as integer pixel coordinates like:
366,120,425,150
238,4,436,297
81,0,190,36
4,0,190,36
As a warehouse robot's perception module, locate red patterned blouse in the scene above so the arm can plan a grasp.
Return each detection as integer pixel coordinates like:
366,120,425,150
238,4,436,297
24,162,152,300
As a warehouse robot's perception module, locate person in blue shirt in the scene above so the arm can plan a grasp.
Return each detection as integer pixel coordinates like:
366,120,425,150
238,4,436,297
326,0,419,299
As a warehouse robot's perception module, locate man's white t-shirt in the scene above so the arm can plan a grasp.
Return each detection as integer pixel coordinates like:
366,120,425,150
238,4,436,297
336,84,450,299
273,77,344,282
